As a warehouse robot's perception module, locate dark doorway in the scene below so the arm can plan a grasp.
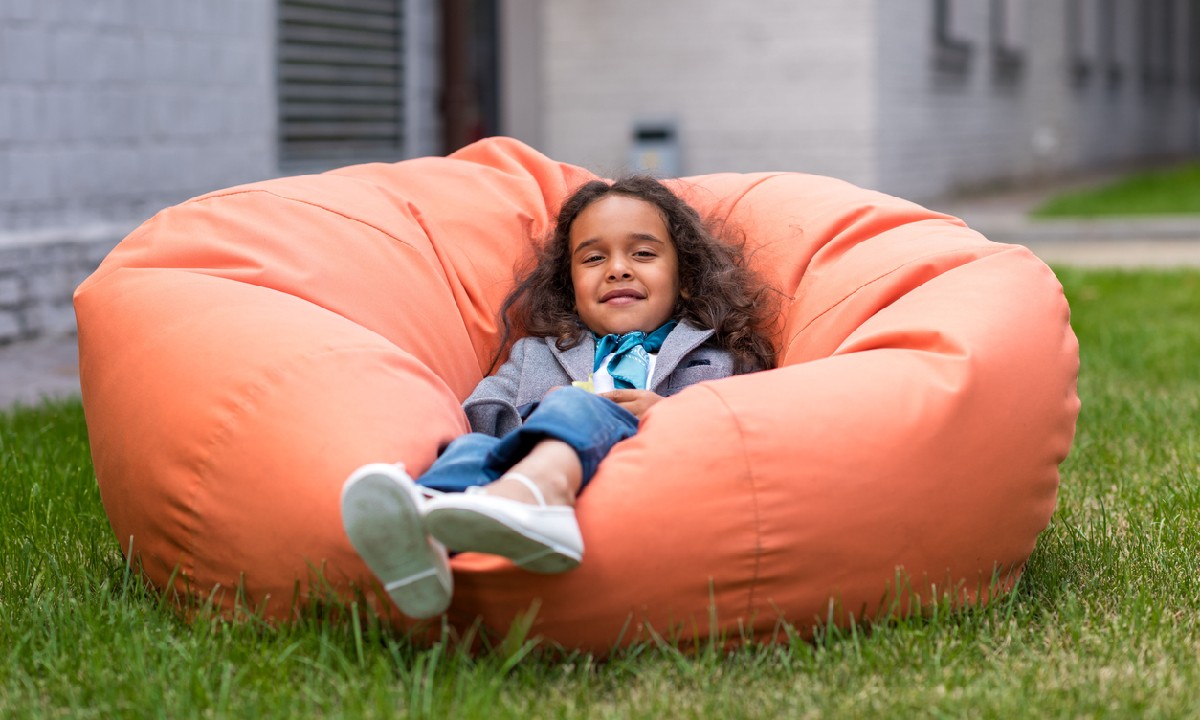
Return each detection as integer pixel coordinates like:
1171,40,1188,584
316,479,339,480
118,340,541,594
441,0,500,153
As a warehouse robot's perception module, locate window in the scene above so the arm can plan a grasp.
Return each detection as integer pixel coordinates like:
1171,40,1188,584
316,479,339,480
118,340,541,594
1100,0,1123,89
934,0,974,72
1067,0,1101,85
1140,0,1177,89
991,0,1027,81
1193,0,1200,94
1161,0,1178,86
1139,0,1155,86
278,0,407,167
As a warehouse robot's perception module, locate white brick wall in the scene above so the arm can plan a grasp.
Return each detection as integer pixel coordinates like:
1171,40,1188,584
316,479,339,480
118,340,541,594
1065,0,1196,167
0,225,123,342
541,0,1199,200
0,0,279,339
0,0,277,235
542,0,878,185
873,1,1039,199
0,0,444,340
872,0,1198,200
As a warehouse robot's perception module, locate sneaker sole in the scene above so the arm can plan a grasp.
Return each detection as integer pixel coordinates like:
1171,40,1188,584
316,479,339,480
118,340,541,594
341,465,452,618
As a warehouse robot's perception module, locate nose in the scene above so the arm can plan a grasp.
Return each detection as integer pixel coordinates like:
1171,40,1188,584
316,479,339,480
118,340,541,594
606,256,632,280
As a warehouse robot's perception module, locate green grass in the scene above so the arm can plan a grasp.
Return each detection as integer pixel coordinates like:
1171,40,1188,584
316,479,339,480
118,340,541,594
3,269,1199,718
1033,162,1200,217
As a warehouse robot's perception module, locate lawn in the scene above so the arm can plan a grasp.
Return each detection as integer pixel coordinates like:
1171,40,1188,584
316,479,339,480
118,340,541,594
1033,162,1200,217
2,269,1198,718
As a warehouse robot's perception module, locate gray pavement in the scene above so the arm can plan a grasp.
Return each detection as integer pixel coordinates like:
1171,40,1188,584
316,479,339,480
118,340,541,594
3,174,1199,411
1,334,84,410
926,170,1200,268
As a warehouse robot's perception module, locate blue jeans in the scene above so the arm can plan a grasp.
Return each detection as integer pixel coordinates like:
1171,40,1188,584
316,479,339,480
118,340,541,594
417,387,639,495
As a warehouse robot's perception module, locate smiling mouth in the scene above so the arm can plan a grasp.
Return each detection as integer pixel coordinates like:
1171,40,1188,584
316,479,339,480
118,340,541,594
600,289,645,303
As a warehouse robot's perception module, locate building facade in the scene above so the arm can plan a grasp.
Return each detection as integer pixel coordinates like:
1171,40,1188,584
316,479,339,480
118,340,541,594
0,0,1196,339
510,0,1199,199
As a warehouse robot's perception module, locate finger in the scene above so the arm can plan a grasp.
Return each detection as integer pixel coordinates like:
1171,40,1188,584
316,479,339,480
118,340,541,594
600,390,635,401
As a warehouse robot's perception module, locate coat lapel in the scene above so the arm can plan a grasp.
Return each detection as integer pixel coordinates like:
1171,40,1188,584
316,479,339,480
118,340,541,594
546,335,595,382
545,321,715,389
651,320,714,391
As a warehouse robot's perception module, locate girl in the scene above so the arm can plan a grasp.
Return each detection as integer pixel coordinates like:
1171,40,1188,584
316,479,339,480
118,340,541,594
341,175,777,619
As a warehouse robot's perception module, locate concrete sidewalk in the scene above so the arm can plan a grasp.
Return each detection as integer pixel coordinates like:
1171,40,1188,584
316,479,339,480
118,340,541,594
926,171,1200,268
0,335,83,410
3,176,1199,411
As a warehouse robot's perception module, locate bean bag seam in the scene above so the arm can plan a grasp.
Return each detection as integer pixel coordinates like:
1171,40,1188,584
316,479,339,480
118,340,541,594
716,173,790,215
209,191,477,342
699,170,798,273
184,346,300,599
786,244,1007,353
176,190,474,358
184,342,407,601
186,188,429,254
695,383,763,623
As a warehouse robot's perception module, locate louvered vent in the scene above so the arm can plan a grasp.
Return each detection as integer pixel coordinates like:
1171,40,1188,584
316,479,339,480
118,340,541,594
279,0,405,164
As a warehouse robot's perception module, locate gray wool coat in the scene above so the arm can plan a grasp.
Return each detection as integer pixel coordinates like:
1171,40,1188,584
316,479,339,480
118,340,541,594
463,320,739,437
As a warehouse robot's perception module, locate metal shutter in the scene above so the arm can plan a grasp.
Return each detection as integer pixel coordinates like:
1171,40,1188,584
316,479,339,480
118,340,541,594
279,0,405,164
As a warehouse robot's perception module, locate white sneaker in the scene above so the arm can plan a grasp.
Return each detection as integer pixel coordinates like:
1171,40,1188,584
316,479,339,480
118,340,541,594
423,472,584,574
340,463,452,618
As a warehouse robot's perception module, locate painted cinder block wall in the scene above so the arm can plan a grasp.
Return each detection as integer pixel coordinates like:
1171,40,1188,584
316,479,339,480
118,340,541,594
0,0,277,341
1062,0,1197,169
0,0,444,342
537,0,1199,200
2,0,1197,341
541,0,879,186
874,0,1199,199
0,0,277,235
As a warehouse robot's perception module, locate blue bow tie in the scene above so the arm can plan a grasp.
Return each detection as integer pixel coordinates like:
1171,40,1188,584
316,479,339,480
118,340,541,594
593,321,678,390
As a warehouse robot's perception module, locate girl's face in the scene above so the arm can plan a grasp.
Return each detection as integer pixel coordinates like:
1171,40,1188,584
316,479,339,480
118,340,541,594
568,194,680,337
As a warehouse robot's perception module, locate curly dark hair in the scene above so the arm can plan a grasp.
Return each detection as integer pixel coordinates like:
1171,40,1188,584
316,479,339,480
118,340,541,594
495,175,778,374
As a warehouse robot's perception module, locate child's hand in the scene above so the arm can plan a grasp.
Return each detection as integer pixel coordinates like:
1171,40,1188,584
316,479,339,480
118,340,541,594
599,389,662,420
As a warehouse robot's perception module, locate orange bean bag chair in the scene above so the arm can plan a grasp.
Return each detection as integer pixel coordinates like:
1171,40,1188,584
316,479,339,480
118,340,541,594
74,137,1079,652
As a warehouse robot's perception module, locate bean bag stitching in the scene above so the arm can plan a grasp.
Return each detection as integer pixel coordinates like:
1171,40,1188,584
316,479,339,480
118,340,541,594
191,191,483,351
693,171,795,265
171,190,477,364
402,202,507,365
702,172,789,213
184,188,429,255
112,187,494,591
183,340,304,603
184,340,420,607
693,383,763,625
784,244,1010,355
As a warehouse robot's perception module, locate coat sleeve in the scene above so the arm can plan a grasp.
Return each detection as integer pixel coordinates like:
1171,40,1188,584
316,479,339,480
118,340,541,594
462,338,529,437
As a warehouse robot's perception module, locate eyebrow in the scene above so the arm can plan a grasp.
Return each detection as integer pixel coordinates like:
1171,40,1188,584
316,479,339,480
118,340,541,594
572,234,667,255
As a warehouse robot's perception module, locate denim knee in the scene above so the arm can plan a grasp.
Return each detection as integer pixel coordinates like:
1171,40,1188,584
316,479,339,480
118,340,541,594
417,387,640,495
416,432,503,493
506,387,638,486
